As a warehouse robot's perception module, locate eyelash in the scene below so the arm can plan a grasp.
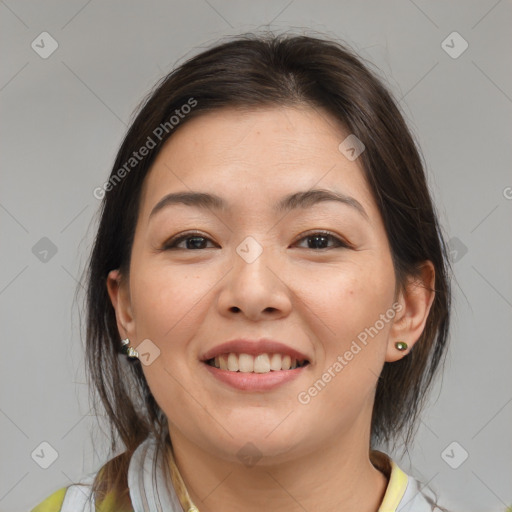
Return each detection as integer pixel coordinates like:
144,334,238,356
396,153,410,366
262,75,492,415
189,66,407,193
162,230,351,251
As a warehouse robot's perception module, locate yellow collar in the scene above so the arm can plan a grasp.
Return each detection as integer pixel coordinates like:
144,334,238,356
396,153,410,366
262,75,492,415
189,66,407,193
370,450,409,511
167,447,408,512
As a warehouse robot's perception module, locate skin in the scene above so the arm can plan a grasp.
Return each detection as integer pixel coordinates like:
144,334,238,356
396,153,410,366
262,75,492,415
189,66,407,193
107,106,435,511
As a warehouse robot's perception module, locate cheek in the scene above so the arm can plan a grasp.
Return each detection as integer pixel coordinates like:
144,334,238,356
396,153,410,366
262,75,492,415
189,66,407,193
130,263,213,340
294,265,396,429
128,265,212,421
305,257,395,361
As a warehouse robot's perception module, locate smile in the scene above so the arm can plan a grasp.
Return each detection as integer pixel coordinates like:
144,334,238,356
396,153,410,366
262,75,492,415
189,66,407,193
206,352,310,373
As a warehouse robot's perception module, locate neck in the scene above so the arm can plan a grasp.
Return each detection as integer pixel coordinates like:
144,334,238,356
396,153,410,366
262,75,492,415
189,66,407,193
168,426,388,512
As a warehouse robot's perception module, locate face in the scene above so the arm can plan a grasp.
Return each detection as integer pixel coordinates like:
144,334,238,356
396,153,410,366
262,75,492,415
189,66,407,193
108,106,404,464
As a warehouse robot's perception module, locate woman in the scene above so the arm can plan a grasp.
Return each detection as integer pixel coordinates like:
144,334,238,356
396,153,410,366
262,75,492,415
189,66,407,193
32,32,451,512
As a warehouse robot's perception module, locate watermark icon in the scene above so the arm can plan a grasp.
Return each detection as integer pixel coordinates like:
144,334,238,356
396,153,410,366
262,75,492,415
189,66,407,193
441,31,468,59
441,441,468,469
32,237,58,263
31,32,59,59
31,441,59,469
236,236,264,264
134,338,161,366
93,97,197,200
503,186,512,200
297,302,403,405
236,442,263,468
447,236,468,264
338,134,365,161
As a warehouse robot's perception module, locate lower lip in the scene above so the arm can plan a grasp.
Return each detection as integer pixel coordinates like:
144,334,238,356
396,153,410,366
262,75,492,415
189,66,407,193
202,362,308,391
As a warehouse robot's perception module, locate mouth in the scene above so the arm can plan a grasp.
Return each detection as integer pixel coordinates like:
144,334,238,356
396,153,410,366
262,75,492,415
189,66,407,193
200,339,312,391
204,352,310,373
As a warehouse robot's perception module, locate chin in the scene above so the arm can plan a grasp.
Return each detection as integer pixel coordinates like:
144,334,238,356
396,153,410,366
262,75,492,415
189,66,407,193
202,423,308,466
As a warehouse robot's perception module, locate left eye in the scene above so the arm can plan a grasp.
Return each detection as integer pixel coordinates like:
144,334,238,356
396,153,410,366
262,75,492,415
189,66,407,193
163,233,216,250
294,231,348,250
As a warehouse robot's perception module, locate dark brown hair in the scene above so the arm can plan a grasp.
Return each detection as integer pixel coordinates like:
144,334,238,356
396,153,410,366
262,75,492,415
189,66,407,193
81,31,451,508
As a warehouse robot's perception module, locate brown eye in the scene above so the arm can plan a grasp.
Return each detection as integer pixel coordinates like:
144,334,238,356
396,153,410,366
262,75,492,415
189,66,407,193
163,232,216,250
294,231,349,250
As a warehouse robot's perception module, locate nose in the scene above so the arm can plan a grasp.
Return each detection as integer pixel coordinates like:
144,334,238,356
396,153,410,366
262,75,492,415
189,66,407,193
216,240,293,322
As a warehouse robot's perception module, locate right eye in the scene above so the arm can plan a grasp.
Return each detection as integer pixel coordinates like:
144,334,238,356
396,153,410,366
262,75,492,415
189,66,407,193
162,232,217,250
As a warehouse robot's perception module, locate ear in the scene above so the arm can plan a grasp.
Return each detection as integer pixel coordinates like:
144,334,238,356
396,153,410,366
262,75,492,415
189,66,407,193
385,261,436,362
106,269,136,341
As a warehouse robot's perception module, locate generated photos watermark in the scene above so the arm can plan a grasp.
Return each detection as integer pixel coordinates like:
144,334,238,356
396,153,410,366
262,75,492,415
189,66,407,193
297,302,403,405
93,97,198,200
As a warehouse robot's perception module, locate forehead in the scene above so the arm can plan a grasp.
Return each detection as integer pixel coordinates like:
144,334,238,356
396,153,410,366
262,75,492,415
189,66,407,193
139,106,375,219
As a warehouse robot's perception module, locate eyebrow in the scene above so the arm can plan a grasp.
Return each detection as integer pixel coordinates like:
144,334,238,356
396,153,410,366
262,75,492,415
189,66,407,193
149,188,369,221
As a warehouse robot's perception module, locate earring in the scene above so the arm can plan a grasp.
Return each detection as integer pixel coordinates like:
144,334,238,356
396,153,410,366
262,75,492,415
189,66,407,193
395,341,408,351
120,338,139,359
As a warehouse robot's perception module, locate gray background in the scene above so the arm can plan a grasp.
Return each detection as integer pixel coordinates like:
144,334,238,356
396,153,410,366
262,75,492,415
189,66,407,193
1,1,511,511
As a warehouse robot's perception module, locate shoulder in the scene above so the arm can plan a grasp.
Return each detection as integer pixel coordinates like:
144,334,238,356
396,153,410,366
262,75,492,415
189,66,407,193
30,483,93,512
30,473,96,512
30,486,67,512
30,472,133,512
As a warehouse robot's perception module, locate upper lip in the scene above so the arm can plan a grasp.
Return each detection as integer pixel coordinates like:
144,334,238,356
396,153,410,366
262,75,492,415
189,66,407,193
201,338,311,363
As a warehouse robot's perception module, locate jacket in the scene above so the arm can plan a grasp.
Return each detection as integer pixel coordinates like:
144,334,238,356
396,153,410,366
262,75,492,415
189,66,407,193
31,435,444,512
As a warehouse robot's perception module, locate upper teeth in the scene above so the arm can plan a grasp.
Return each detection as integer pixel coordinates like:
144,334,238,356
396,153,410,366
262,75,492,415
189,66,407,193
209,353,306,373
